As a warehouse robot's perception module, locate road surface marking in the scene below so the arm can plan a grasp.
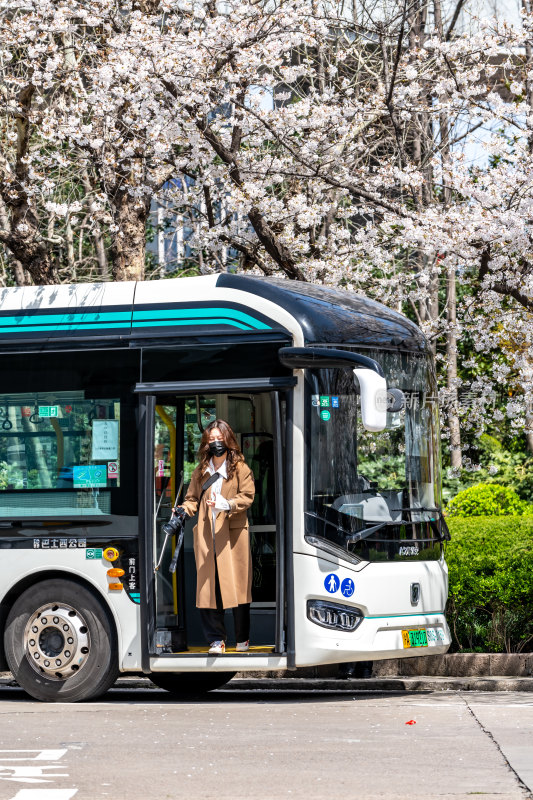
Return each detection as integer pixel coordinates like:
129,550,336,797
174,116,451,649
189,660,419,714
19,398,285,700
7,791,77,800
0,753,67,763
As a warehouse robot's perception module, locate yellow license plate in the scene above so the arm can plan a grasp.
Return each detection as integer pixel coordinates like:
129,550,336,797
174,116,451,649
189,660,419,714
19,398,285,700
402,629,428,648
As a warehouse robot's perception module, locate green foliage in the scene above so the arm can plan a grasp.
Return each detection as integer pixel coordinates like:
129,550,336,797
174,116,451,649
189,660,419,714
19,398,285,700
446,516,533,652
447,483,532,517
475,434,533,501
357,452,405,490
442,435,533,503
26,469,40,489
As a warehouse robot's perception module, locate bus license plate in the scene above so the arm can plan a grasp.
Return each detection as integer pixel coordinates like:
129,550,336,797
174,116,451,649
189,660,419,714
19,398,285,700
402,629,428,648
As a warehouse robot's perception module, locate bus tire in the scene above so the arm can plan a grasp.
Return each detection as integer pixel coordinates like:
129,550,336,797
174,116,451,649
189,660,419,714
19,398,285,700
149,671,236,696
4,579,118,703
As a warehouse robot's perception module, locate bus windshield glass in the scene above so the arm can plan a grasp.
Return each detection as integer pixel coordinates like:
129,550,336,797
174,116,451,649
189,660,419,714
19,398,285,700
305,350,444,561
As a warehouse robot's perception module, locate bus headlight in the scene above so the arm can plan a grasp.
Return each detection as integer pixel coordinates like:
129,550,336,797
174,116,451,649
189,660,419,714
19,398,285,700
307,600,364,632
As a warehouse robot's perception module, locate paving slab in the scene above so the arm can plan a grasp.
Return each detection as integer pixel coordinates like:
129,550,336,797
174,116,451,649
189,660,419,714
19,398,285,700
0,687,531,800
468,699,533,793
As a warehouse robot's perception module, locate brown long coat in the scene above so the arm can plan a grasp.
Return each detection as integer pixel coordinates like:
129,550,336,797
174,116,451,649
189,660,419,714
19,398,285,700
181,460,255,609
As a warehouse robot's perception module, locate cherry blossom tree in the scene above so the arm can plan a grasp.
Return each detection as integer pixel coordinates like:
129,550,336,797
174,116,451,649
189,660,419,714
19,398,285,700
1,0,532,465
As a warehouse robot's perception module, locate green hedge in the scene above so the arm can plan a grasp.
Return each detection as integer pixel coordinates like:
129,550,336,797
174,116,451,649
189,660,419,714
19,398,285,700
445,516,533,652
447,483,532,517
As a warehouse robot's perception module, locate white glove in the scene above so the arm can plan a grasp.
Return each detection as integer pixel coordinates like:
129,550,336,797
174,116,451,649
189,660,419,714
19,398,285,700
214,494,230,511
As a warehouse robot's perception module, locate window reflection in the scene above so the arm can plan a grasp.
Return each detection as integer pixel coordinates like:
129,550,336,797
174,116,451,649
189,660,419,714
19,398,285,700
305,351,443,562
0,391,120,517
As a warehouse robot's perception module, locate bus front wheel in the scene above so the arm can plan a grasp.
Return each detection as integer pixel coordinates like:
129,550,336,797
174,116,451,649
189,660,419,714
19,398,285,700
4,579,118,703
149,671,236,696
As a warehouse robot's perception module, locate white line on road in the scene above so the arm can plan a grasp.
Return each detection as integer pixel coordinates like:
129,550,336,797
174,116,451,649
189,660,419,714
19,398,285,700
0,753,67,762
7,791,77,800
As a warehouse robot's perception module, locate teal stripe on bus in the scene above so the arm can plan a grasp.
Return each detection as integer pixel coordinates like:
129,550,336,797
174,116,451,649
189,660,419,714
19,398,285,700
0,311,132,327
132,317,252,331
0,319,252,334
0,322,131,334
132,307,271,330
0,306,271,334
366,612,445,619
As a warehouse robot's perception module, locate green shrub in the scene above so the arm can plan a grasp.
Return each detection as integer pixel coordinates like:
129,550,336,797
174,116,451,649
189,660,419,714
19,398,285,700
446,516,533,652
447,483,532,517
441,435,533,503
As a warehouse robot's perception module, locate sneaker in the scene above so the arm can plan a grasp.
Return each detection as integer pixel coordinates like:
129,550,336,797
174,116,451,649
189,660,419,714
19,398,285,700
208,640,225,654
236,640,249,652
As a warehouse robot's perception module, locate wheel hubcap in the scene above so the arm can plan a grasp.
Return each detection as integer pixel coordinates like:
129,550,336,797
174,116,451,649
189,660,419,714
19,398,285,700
24,603,90,679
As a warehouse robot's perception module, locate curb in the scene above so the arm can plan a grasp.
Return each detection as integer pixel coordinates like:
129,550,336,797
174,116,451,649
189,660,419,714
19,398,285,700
222,676,533,692
115,676,533,692
371,652,533,678
2,675,531,693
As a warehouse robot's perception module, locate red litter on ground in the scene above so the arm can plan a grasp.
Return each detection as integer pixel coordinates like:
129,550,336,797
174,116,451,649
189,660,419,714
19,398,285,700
405,720,417,725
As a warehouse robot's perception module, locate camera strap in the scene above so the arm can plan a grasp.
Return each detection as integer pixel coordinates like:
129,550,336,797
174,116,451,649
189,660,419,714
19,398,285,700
199,471,221,502
167,472,222,576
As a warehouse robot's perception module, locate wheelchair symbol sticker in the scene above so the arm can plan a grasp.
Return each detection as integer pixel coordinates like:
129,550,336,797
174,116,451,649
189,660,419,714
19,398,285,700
324,574,340,593
341,578,355,597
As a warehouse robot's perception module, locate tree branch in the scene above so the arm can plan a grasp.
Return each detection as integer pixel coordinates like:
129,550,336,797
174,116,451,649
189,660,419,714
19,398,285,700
161,80,307,280
446,0,466,41
478,245,533,310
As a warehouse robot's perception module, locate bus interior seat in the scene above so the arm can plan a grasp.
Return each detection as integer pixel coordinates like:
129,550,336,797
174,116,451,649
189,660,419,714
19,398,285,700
332,491,403,522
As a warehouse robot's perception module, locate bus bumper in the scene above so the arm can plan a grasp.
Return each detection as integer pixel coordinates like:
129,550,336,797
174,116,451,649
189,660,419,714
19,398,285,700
293,553,451,667
294,611,451,667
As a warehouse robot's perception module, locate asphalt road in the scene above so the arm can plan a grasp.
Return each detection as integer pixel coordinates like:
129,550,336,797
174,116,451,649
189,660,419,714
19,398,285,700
0,684,531,800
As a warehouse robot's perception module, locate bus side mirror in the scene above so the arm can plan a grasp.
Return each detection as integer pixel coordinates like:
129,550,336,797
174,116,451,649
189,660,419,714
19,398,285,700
353,368,388,432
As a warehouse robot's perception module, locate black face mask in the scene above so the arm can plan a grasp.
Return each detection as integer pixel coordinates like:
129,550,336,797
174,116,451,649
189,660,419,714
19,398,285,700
208,440,227,458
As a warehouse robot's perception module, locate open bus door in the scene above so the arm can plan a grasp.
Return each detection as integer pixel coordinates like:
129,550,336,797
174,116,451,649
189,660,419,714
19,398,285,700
138,384,292,673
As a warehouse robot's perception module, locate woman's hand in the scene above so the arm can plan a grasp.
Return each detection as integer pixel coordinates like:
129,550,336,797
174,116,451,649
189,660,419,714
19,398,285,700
206,493,230,510
171,506,187,520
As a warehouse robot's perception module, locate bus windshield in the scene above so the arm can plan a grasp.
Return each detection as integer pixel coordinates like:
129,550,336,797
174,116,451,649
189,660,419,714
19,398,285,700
305,350,445,562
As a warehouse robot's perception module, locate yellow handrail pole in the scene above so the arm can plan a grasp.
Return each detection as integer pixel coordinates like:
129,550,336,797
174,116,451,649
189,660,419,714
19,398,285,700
155,405,176,500
155,405,178,613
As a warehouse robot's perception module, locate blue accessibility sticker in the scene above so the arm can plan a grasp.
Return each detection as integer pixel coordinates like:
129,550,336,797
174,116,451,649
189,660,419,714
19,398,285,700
341,578,355,597
324,573,340,593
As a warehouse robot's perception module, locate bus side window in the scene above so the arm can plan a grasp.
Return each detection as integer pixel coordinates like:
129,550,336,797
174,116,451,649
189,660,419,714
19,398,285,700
0,392,120,518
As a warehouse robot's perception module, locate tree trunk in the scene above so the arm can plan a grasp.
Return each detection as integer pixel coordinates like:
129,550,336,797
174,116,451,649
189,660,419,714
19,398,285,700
523,0,533,150
80,167,110,280
0,85,59,285
446,265,462,470
526,383,533,454
21,416,53,489
12,260,27,286
92,223,109,280
110,192,151,282
65,217,76,280
434,0,462,469
2,230,58,285
428,268,439,357
526,409,533,454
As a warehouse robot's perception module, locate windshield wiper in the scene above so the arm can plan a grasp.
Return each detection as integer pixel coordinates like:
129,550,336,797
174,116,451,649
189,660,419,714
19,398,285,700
306,508,450,544
345,515,450,544
345,519,412,544
353,505,450,543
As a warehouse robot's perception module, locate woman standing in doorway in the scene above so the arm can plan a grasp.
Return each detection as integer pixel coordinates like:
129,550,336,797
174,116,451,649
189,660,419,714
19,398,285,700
176,420,255,654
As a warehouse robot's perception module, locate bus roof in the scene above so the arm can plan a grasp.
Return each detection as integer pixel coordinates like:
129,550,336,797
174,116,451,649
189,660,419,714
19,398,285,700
0,273,425,353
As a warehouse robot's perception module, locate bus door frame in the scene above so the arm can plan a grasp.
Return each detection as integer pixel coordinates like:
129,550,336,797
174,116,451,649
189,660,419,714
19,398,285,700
136,377,296,672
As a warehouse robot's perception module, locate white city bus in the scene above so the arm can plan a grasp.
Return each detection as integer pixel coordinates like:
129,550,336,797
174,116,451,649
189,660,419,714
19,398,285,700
0,274,450,701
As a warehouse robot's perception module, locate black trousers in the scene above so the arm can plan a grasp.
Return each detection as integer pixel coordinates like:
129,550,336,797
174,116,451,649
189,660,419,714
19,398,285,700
199,561,250,644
